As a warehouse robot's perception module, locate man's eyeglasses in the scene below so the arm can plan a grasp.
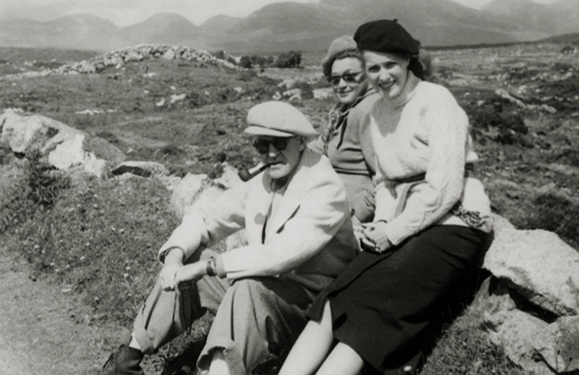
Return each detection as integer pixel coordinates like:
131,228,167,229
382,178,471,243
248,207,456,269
252,138,290,154
329,72,363,87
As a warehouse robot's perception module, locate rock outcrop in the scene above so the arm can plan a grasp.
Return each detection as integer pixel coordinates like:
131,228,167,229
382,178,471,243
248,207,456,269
0,109,124,178
0,44,239,82
471,215,579,374
483,226,579,316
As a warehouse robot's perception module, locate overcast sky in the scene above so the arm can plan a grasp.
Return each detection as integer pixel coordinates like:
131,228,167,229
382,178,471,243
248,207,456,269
0,0,561,27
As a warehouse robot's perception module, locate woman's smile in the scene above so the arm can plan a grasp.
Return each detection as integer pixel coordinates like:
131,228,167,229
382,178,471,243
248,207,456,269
362,50,409,99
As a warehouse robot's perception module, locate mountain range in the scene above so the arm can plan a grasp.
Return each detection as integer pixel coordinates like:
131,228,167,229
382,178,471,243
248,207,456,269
1,0,578,53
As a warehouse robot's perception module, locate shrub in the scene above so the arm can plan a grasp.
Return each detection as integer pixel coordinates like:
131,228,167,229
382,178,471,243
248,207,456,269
0,150,70,236
549,148,579,168
294,80,313,100
467,106,530,146
213,87,240,104
238,55,275,70
187,90,212,108
275,51,301,69
239,56,253,69
0,143,11,165
24,151,71,207
213,50,226,60
0,168,33,233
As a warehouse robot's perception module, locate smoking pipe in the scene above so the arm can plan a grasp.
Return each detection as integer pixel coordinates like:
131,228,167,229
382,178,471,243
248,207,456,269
238,163,269,182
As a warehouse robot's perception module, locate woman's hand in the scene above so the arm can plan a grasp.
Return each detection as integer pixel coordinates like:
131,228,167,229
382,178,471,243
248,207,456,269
174,261,207,286
360,221,392,253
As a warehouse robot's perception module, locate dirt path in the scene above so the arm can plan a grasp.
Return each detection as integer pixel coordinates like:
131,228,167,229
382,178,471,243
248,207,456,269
0,246,116,375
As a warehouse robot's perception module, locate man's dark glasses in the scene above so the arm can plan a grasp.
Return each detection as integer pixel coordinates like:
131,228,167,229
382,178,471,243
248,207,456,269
329,72,363,87
252,138,290,154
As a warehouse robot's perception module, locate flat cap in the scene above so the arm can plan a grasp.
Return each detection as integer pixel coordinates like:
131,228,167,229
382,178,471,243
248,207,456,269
245,101,317,138
354,19,420,56
321,35,358,79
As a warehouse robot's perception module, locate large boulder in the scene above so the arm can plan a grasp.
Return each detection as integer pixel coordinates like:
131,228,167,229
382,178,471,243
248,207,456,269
162,49,176,60
124,51,144,63
47,132,86,169
472,278,579,374
1,109,81,155
169,172,247,251
0,109,124,178
85,137,126,166
170,173,221,218
483,226,579,316
213,162,243,190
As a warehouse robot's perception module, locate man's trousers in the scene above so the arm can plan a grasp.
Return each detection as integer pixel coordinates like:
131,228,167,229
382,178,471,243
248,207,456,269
132,252,315,375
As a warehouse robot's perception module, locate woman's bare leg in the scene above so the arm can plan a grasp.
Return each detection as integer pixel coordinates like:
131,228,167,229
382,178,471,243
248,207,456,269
315,342,365,375
278,301,335,375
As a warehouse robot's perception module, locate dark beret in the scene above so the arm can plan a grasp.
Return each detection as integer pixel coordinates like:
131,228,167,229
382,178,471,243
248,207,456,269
354,19,420,56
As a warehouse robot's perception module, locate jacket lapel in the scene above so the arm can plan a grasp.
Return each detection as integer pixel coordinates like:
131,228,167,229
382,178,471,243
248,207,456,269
264,149,313,242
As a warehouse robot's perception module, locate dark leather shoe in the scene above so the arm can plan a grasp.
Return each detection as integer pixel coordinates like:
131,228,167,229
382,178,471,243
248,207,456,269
101,345,145,375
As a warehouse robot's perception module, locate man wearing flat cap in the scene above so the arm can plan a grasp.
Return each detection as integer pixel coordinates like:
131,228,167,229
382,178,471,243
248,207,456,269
101,101,358,375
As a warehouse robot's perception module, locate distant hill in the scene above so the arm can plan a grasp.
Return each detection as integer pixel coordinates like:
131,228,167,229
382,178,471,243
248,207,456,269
207,2,349,52
541,32,579,44
0,14,122,51
549,0,579,35
120,13,201,46
481,0,558,35
209,0,534,52
1,0,579,53
198,15,241,37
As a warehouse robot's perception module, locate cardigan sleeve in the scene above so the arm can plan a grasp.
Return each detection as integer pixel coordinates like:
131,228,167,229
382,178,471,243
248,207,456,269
383,90,469,245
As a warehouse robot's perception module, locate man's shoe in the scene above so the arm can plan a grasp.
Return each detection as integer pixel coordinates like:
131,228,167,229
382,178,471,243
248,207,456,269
101,345,145,375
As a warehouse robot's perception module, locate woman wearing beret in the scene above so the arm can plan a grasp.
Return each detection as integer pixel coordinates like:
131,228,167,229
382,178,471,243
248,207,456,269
309,35,380,223
279,20,493,375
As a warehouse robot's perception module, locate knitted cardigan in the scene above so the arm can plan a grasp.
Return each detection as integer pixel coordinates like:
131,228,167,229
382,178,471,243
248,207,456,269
370,72,493,246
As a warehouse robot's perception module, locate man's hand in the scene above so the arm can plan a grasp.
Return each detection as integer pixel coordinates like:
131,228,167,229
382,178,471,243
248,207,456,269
160,248,185,291
175,261,207,285
351,215,365,252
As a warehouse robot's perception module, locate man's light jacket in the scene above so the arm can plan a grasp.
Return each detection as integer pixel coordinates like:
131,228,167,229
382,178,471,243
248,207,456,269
158,148,358,292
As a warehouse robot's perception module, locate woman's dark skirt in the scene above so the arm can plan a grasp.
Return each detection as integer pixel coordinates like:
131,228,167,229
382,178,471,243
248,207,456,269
307,225,492,374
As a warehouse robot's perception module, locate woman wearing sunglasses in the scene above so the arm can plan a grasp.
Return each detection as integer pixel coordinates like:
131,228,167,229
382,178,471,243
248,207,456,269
309,35,380,223
278,20,493,375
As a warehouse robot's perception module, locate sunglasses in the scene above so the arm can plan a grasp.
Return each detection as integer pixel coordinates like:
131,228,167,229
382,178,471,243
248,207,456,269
252,138,291,154
329,72,363,87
